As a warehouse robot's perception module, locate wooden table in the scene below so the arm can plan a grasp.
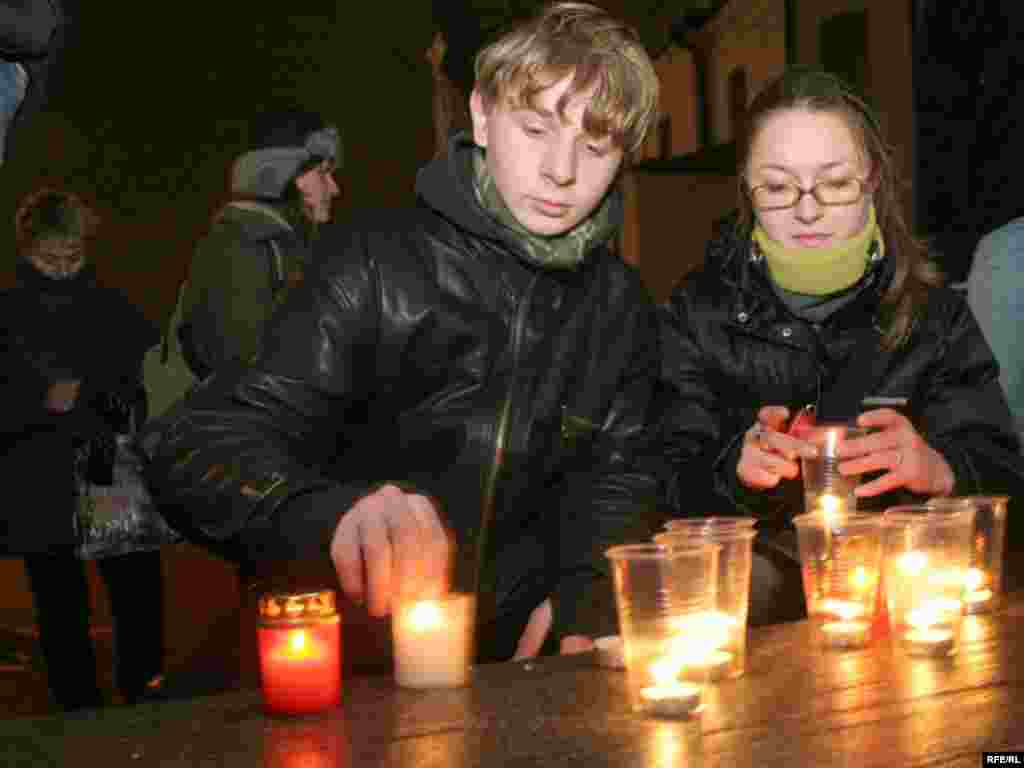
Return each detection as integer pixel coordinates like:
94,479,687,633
4,594,1023,767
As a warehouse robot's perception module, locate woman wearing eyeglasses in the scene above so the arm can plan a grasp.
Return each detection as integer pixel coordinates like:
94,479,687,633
659,69,1024,624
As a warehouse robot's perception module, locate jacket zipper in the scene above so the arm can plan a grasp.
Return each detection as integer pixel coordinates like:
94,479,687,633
474,272,541,598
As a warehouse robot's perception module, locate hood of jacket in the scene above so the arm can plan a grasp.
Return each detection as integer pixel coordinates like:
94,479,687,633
414,131,624,271
215,200,297,244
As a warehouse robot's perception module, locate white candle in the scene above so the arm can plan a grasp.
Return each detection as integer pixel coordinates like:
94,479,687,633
638,653,704,717
821,620,871,649
819,599,866,620
902,597,960,657
392,593,474,689
639,680,702,717
904,626,955,657
963,568,994,614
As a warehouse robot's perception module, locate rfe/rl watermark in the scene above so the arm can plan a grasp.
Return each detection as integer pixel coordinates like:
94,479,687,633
983,753,1024,765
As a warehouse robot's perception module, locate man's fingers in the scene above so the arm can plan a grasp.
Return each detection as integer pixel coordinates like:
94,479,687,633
330,519,365,607
360,516,393,617
406,494,451,597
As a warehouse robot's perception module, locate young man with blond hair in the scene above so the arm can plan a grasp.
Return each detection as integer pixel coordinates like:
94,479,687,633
143,2,662,662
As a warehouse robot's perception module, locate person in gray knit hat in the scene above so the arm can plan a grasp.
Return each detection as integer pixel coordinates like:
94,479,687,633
169,109,341,391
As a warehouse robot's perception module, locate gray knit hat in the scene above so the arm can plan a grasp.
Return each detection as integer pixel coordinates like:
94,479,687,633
231,109,342,199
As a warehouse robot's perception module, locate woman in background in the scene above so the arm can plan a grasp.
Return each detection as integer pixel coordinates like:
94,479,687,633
0,188,163,710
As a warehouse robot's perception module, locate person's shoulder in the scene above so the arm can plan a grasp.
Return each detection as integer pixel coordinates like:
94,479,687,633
668,244,740,311
915,283,974,336
974,215,1024,263
310,206,439,278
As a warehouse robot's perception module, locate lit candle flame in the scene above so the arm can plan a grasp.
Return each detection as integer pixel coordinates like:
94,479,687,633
407,600,444,632
849,566,875,594
649,654,684,685
897,551,928,574
964,567,986,592
820,493,842,523
287,629,308,656
825,599,865,622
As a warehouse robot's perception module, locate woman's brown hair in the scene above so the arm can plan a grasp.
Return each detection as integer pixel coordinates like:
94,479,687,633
15,187,100,254
736,69,942,349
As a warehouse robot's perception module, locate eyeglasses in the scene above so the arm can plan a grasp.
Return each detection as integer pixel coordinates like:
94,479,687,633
748,178,868,211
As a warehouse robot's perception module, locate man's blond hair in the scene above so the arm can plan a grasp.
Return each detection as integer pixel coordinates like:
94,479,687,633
474,2,659,153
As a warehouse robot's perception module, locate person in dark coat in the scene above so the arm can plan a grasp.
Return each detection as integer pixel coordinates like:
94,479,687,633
0,188,163,711
660,70,1024,625
142,2,663,664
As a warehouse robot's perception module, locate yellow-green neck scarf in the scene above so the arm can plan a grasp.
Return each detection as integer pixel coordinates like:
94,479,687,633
753,206,883,296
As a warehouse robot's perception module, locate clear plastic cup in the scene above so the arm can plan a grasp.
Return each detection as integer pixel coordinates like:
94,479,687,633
801,424,868,516
882,504,976,657
927,496,1009,614
606,543,719,718
655,517,756,678
794,512,884,650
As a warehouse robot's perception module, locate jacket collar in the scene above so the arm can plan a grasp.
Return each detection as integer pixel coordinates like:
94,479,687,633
414,131,624,272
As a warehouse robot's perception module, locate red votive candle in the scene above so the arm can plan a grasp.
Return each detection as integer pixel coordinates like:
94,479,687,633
257,590,341,717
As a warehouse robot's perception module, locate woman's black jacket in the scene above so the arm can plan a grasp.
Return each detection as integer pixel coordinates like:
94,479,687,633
660,221,1024,555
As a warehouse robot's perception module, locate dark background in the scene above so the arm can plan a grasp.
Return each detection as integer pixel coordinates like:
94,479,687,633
0,2,442,320
0,1,673,322
4,1,1017,310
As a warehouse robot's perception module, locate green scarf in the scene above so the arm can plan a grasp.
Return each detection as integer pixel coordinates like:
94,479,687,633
472,149,616,271
753,206,883,295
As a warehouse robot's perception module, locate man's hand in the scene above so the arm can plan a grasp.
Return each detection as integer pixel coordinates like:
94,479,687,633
329,484,451,617
513,598,594,660
45,379,80,413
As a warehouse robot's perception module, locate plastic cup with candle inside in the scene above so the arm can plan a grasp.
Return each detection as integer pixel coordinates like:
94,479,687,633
800,424,867,517
606,543,719,718
794,512,883,650
392,592,475,688
928,496,1008,615
257,590,342,717
656,517,756,678
882,504,976,658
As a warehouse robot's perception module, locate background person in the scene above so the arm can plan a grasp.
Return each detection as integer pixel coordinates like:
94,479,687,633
176,108,342,383
966,216,1024,446
660,70,1024,625
0,188,163,710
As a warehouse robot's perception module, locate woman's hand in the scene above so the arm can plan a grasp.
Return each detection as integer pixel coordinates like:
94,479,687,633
513,598,595,660
839,408,955,498
737,406,818,489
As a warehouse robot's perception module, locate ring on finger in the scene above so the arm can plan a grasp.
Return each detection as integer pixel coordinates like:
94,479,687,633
749,423,765,443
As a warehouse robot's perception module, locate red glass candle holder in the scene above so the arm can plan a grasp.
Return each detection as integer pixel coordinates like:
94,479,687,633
257,590,341,717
